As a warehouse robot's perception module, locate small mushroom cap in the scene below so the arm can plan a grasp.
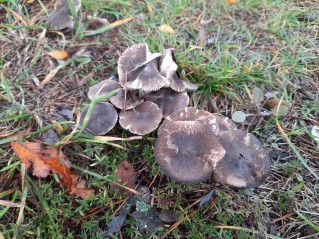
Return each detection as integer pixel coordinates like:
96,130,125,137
109,89,144,110
119,101,162,135
158,107,237,136
169,73,198,92
79,102,118,135
118,44,167,91
87,77,120,100
144,88,189,118
125,58,169,91
155,121,226,183
159,48,178,82
47,0,81,30
213,130,271,189
159,49,198,92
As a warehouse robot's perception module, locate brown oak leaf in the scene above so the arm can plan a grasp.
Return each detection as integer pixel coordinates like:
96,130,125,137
11,142,93,199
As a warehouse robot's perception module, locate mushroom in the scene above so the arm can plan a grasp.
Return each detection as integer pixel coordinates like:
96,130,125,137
87,77,120,100
47,0,81,30
144,88,189,118
159,48,178,83
212,130,271,189
159,48,198,92
118,43,169,91
79,102,118,135
169,73,198,92
155,121,226,183
158,107,238,136
119,101,162,135
109,89,144,110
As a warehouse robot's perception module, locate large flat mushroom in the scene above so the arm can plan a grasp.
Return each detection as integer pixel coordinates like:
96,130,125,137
158,107,238,136
155,121,226,183
213,130,271,189
79,102,118,135
118,44,168,91
144,88,189,118
87,77,120,100
119,101,162,135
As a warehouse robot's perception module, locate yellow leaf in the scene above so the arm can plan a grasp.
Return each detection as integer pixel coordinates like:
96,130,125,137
47,50,69,60
225,0,237,3
159,24,175,34
147,4,153,13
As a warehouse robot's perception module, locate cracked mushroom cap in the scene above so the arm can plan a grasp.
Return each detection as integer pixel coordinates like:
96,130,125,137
144,88,189,118
118,44,168,91
155,121,226,183
213,130,271,189
109,89,144,110
79,102,118,135
158,107,237,136
87,77,120,100
119,101,162,135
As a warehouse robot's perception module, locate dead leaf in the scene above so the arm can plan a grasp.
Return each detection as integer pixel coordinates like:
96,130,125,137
11,142,93,199
158,209,180,223
264,98,290,111
225,0,237,3
111,161,137,195
69,174,94,199
11,142,51,177
132,208,163,233
147,4,153,13
159,24,175,34
47,50,69,60
0,200,21,208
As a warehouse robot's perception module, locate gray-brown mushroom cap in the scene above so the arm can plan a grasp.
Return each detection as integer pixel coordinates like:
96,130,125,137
213,130,271,189
159,49,198,92
159,48,178,82
109,89,144,110
119,101,162,135
158,107,238,136
118,44,168,91
155,121,226,183
169,73,198,92
87,77,120,100
79,102,118,135
144,88,189,118
47,0,81,30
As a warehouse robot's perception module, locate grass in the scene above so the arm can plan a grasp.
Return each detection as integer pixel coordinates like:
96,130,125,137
0,0,319,238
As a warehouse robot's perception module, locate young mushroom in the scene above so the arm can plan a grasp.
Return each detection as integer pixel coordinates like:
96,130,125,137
47,0,81,30
144,88,189,118
119,101,162,135
155,121,226,183
212,130,271,189
118,43,168,91
79,102,118,135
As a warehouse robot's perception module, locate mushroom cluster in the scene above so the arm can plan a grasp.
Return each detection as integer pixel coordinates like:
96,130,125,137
79,44,271,189
80,43,197,135
155,107,271,189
